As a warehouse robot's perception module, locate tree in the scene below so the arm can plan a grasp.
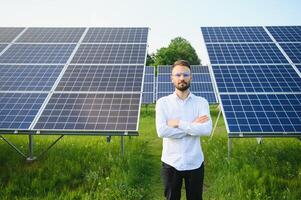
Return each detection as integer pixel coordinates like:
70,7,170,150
146,53,155,66
153,37,200,66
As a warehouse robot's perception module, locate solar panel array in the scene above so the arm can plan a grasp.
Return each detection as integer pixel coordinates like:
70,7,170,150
142,66,155,104
201,26,301,137
0,27,148,135
156,65,217,103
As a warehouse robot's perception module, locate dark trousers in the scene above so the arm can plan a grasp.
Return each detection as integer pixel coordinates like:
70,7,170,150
161,162,204,200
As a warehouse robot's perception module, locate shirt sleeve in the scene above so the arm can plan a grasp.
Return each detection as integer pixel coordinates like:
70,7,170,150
156,98,187,139
178,99,212,136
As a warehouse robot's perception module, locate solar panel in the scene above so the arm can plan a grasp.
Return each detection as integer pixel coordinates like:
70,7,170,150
201,26,301,137
0,27,24,43
158,66,170,74
0,93,47,129
206,43,288,64
71,43,147,64
191,65,210,73
156,65,217,103
55,65,144,92
34,93,140,131
142,66,155,104
221,93,301,135
0,44,8,53
0,65,64,91
213,65,301,93
201,26,272,43
279,43,301,64
267,26,301,42
16,28,85,43
0,44,76,64
83,27,148,43
0,27,148,135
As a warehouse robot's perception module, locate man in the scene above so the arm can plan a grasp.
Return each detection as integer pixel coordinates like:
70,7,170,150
156,60,212,200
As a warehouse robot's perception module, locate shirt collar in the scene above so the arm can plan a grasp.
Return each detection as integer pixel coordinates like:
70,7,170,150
172,91,193,101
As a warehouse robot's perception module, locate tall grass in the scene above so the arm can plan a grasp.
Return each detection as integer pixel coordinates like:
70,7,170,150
0,105,300,199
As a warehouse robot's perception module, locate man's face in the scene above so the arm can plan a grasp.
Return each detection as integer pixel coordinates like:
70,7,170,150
171,65,192,91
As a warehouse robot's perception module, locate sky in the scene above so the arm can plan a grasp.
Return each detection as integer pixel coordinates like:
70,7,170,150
1,0,300,65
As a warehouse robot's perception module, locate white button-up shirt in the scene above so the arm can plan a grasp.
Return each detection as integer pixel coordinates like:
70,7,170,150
156,92,212,171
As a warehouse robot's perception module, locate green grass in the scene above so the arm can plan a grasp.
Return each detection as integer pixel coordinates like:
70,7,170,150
0,105,300,199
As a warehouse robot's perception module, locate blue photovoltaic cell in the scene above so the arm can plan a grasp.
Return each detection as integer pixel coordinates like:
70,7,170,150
158,66,171,74
0,44,76,64
55,65,144,92
280,43,301,64
34,93,140,131
16,27,85,43
145,66,155,74
0,93,47,129
0,27,24,43
221,94,301,135
191,65,210,73
206,43,288,64
142,66,155,104
201,26,272,43
71,43,147,64
144,74,154,82
0,65,64,91
213,65,301,93
83,27,148,43
267,26,301,42
142,92,154,104
0,44,8,53
143,83,154,93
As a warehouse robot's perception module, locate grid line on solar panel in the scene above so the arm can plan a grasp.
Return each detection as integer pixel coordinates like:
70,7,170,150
0,65,64,91
279,43,301,64
201,27,273,43
70,43,147,64
16,28,86,43
156,92,217,103
220,93,301,134
83,27,148,43
145,66,155,74
0,27,25,43
55,65,144,92
0,44,8,53
206,43,289,64
0,44,76,64
142,66,155,104
266,26,301,42
0,93,47,129
213,65,301,93
142,92,154,104
34,93,140,131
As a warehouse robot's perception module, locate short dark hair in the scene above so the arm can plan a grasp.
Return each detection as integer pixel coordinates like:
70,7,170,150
171,60,191,71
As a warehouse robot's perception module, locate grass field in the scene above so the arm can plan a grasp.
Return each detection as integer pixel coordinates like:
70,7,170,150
0,105,300,199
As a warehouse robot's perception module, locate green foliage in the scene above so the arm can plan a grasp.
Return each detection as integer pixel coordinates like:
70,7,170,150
149,37,200,66
146,53,155,66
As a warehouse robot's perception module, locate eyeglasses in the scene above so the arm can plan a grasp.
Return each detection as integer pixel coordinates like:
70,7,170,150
172,72,191,78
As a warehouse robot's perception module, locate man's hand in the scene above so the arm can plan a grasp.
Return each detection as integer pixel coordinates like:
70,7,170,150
167,119,180,128
193,115,209,124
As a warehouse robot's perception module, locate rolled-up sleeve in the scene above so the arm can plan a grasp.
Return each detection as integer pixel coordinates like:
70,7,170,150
156,98,187,139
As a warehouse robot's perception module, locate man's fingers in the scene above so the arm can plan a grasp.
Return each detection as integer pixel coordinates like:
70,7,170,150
193,115,209,123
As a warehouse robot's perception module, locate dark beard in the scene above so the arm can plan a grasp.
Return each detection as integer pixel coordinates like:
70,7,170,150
175,81,190,91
